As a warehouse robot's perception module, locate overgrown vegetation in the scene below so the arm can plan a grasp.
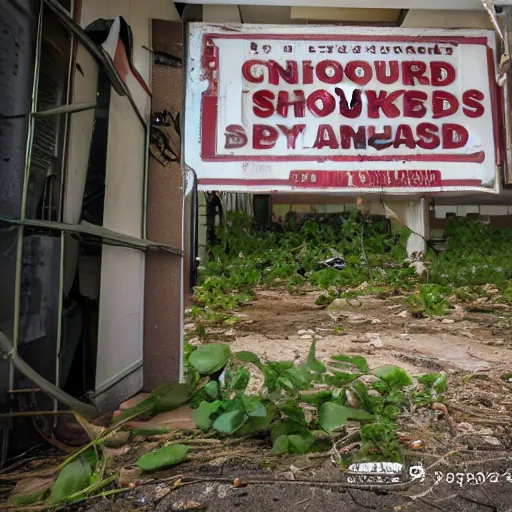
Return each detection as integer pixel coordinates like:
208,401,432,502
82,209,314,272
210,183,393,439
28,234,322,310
184,340,446,465
190,213,512,324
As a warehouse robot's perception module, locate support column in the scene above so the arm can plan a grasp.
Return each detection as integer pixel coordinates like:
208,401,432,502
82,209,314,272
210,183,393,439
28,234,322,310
403,197,430,260
198,192,208,263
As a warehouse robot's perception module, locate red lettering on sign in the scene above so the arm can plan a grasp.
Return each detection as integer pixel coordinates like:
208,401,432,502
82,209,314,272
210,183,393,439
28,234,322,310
314,124,339,149
278,124,306,149
433,91,459,119
394,124,416,149
224,124,248,149
402,61,429,86
252,90,275,118
462,89,485,118
316,60,343,84
242,60,265,83
366,90,404,118
307,90,336,117
430,61,456,86
375,61,399,84
277,90,306,118
416,122,440,150
345,60,373,86
442,123,468,149
340,126,366,149
268,60,298,85
403,90,427,118
253,124,278,149
334,88,363,118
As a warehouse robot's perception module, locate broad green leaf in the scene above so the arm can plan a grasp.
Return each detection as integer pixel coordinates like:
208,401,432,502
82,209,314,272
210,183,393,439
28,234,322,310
193,400,223,431
235,403,276,436
262,361,294,392
325,371,359,387
235,351,262,367
204,381,220,399
373,365,412,388
272,435,290,455
300,390,333,408
271,420,309,443
319,403,374,434
319,402,349,434
189,344,231,375
306,340,326,373
49,458,92,503
288,433,315,454
281,404,306,425
330,354,369,374
283,365,314,390
385,390,407,405
418,373,447,393
350,381,379,413
152,383,190,413
137,444,189,472
227,367,251,392
212,409,247,434
242,395,267,417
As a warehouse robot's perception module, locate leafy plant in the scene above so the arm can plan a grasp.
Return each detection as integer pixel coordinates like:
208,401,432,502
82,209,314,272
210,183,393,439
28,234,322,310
137,444,190,471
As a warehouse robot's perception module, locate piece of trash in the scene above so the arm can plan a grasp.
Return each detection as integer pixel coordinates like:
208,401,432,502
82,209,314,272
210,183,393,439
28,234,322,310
233,477,241,487
319,256,346,270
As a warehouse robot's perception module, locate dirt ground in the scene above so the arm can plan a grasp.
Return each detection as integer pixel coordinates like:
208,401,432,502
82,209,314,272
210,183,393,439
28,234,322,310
80,288,512,512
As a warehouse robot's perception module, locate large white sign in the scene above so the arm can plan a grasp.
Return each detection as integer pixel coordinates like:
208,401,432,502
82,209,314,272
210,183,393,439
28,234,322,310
185,24,501,194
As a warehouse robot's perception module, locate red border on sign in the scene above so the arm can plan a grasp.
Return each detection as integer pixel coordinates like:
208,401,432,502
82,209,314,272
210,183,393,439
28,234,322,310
198,177,483,188
199,32,501,171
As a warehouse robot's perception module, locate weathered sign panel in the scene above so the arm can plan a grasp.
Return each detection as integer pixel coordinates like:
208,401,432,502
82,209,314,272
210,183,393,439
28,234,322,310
185,24,500,194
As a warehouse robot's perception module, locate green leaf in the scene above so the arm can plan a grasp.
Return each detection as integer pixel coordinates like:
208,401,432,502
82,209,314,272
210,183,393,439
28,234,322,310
189,344,231,375
235,351,262,368
272,435,290,455
383,404,401,419
242,395,267,417
48,458,92,503
212,409,247,434
281,404,306,425
282,365,314,390
288,433,315,454
152,383,190,413
330,355,369,374
204,381,220,400
235,403,276,436
226,367,251,392
373,365,412,388
306,340,326,373
418,373,447,393
271,420,310,443
193,400,223,431
300,390,333,408
319,403,374,434
385,390,407,405
137,444,189,472
324,371,359,387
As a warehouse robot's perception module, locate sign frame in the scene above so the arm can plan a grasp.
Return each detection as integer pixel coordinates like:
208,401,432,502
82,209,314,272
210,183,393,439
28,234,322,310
185,24,502,194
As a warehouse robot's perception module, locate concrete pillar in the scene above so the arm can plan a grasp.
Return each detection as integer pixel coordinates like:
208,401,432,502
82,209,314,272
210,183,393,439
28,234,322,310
403,198,430,260
383,198,430,262
198,192,208,263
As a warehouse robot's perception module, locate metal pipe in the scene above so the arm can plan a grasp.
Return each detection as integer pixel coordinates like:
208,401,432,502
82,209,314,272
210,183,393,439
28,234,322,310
1,332,98,419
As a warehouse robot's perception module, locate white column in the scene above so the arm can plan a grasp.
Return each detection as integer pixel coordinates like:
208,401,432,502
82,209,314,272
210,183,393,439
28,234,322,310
403,197,429,260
